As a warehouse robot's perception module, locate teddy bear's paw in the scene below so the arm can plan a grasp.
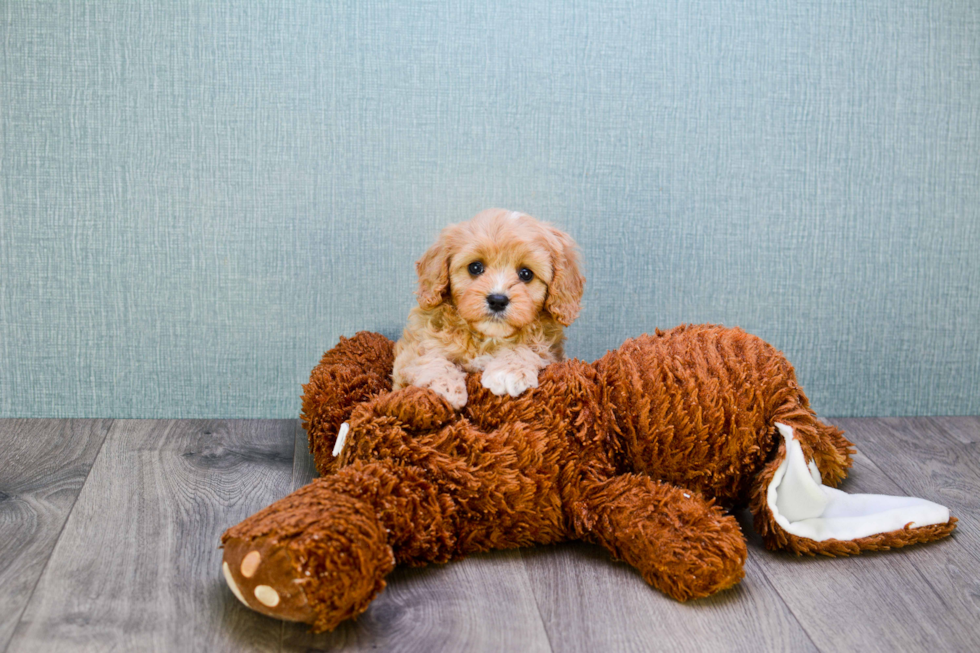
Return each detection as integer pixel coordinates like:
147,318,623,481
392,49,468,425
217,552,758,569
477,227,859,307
480,364,539,397
221,478,397,632
221,535,316,625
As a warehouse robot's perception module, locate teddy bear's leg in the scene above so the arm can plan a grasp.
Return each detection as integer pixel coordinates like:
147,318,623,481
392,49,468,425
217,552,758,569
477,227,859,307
301,332,395,475
574,474,747,601
221,467,393,632
222,459,463,632
749,422,956,555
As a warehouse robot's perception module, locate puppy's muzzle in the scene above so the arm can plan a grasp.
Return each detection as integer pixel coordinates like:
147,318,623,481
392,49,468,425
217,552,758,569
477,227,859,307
486,293,510,313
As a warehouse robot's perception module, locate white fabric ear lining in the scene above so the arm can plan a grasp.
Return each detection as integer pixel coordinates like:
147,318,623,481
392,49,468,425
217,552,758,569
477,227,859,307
766,423,950,542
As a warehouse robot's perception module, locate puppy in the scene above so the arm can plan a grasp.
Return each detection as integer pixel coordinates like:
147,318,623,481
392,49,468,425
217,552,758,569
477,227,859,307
392,209,584,409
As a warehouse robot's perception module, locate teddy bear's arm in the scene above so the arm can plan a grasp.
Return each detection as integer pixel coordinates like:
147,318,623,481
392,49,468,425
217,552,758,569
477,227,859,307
573,474,747,602
301,332,395,475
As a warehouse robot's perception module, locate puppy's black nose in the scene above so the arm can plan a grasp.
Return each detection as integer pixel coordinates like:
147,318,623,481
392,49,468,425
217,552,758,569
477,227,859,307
486,294,510,313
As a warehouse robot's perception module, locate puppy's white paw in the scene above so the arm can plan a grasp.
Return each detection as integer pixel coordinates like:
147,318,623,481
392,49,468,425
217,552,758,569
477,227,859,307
481,365,539,397
427,376,468,409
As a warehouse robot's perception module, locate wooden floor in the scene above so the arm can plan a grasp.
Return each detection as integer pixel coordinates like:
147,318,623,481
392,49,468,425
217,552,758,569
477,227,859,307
0,417,977,653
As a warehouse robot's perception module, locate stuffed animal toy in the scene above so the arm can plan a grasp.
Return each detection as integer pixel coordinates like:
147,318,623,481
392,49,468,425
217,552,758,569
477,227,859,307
221,325,956,632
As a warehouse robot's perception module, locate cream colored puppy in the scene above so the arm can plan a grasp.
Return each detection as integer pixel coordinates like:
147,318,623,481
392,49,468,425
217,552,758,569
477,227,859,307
392,209,584,409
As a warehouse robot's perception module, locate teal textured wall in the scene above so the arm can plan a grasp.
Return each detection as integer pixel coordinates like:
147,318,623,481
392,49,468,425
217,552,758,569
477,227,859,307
2,0,978,418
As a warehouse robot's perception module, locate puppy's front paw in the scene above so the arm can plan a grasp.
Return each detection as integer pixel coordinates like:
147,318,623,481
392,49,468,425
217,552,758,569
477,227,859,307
427,376,468,409
481,365,539,397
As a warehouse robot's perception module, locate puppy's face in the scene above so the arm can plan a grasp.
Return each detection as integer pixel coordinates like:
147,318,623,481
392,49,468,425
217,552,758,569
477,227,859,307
448,225,552,337
415,209,584,337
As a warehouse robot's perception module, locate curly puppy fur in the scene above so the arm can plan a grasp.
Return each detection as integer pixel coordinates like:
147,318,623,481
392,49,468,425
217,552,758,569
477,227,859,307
392,209,584,408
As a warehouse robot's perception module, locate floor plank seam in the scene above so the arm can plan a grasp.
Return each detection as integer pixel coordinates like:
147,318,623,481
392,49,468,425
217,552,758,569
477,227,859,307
517,549,556,653
852,424,923,495
289,419,309,491
741,554,823,653
282,419,303,652
3,419,114,653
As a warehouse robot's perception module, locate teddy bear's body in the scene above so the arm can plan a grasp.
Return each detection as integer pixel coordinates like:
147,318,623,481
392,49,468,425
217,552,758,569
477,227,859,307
222,325,955,632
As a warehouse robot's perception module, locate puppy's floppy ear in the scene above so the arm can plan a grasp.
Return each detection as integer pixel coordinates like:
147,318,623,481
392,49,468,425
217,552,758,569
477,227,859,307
544,227,585,326
415,231,453,310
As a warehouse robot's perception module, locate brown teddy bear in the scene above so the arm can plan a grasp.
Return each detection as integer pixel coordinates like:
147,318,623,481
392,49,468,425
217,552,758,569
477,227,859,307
220,325,956,632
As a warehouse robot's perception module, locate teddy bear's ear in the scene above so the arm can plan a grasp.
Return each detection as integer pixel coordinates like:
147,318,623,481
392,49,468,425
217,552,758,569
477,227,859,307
415,228,454,310
754,422,955,555
544,226,585,327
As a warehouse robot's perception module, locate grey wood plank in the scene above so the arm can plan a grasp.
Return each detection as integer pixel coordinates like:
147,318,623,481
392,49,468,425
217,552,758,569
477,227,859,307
741,418,980,653
283,551,555,653
522,538,816,653
924,416,980,445
7,419,297,653
281,421,554,653
0,420,110,653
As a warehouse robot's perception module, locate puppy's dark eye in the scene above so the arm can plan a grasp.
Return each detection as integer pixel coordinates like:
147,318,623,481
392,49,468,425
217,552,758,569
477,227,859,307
518,267,534,282
468,261,485,276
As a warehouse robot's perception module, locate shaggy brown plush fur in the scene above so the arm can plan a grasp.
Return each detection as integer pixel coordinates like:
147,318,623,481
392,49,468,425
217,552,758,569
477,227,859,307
222,325,956,632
